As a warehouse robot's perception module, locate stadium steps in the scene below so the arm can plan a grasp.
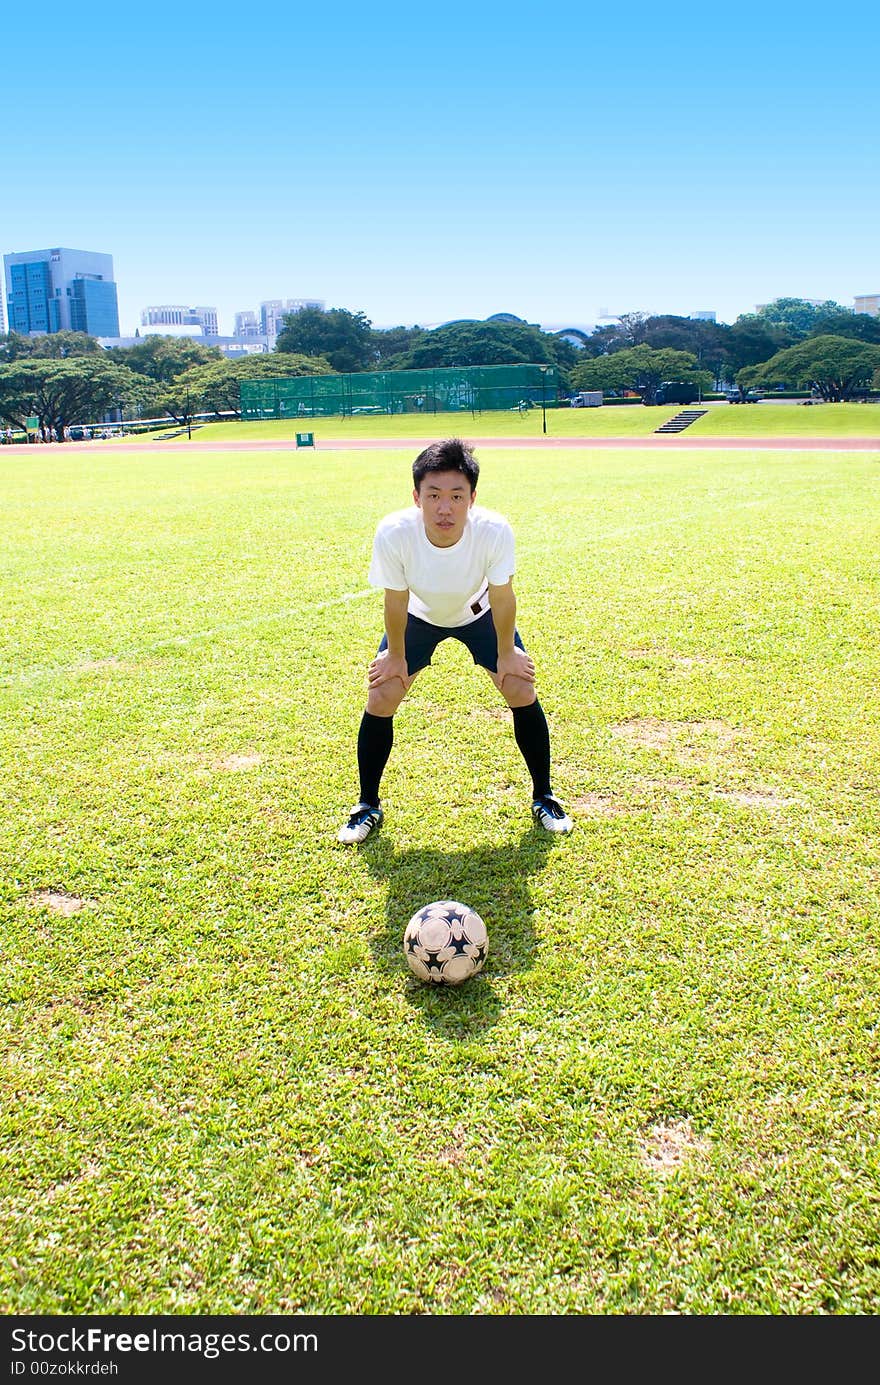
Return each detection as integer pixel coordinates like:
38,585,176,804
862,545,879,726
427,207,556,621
654,409,708,434
152,424,207,440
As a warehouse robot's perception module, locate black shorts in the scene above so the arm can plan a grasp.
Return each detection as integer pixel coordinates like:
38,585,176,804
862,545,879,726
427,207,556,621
377,610,526,676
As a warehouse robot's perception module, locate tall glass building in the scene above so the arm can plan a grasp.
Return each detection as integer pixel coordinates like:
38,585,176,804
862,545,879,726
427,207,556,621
4,247,120,337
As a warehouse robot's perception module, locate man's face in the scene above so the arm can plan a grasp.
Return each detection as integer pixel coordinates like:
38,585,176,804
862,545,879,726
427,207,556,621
414,470,475,547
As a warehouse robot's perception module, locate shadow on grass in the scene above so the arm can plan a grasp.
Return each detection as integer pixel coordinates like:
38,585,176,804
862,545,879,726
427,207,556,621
359,826,558,1036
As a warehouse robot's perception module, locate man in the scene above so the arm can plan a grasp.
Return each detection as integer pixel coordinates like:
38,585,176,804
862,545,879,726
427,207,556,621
338,437,573,843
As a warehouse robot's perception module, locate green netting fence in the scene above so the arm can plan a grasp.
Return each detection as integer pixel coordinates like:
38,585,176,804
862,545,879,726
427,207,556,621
240,363,560,420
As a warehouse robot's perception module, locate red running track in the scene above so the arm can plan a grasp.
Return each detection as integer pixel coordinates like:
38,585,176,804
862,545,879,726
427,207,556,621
3,436,880,453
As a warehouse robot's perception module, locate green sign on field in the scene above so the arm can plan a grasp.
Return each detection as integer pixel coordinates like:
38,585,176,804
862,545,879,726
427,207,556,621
26,416,39,431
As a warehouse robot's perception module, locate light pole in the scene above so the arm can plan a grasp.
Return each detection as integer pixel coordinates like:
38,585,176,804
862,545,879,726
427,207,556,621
539,365,549,435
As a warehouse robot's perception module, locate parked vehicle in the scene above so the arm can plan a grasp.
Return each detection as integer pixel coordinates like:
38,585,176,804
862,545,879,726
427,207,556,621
648,381,699,406
570,391,603,407
725,389,761,404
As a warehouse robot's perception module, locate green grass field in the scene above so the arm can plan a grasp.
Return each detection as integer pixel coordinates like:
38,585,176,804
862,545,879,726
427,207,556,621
2,442,879,1313
681,401,880,437
112,400,880,446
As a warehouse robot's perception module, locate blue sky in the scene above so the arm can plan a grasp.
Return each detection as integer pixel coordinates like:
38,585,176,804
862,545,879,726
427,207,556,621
3,0,878,335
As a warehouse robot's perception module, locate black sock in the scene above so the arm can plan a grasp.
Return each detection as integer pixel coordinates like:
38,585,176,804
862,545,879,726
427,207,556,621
357,711,393,807
512,700,552,800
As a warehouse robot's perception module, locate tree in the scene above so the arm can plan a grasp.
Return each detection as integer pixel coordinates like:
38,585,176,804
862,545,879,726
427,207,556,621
809,306,880,344
614,312,652,346
391,319,574,375
578,312,651,358
738,336,880,401
0,333,36,364
275,307,373,372
570,346,711,402
544,333,578,374
640,316,733,389
725,316,792,376
169,352,333,420
370,325,426,366
0,364,38,431
0,357,150,438
575,314,731,385
105,334,221,383
0,330,101,363
754,297,843,339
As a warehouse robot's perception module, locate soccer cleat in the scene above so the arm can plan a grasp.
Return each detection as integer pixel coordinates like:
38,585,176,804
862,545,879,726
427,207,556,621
531,794,573,833
337,802,383,844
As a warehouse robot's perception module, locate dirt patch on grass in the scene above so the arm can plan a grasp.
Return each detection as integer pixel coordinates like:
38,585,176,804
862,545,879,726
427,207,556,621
611,717,676,749
469,705,511,723
611,717,737,751
215,752,264,771
577,777,695,814
639,1118,709,1174
572,792,630,817
711,786,795,809
635,775,794,811
669,654,710,668
563,775,700,816
436,1123,470,1167
639,775,696,794
75,656,131,674
624,648,714,668
29,888,91,916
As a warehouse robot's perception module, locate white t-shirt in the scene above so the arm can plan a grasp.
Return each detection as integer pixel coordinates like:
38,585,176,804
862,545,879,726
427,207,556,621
368,505,516,627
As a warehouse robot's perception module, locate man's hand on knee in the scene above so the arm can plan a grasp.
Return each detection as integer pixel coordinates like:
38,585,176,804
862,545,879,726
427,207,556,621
368,650,408,690
497,647,535,689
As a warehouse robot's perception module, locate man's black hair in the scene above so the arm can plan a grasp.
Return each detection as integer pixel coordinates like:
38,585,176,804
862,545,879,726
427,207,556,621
412,438,479,492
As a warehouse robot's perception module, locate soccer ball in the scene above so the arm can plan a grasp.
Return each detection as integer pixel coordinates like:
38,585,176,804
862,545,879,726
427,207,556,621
403,900,488,986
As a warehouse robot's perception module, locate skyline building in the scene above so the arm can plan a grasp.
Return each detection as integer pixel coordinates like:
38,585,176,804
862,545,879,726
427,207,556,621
259,297,325,341
4,247,119,337
141,304,219,334
234,310,260,337
854,294,880,317
99,329,270,359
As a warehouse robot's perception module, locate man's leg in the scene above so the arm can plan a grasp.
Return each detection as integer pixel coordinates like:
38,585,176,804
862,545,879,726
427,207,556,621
487,669,573,833
357,674,413,806
339,617,443,844
487,668,547,793
338,673,414,844
479,621,572,834
356,710,393,810
454,612,571,831
511,701,552,801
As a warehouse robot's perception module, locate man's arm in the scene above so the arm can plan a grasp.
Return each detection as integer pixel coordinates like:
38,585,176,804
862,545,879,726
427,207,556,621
368,588,410,689
488,580,535,687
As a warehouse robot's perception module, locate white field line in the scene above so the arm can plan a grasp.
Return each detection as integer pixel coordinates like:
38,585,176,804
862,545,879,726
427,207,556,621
2,588,375,689
0,481,850,689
